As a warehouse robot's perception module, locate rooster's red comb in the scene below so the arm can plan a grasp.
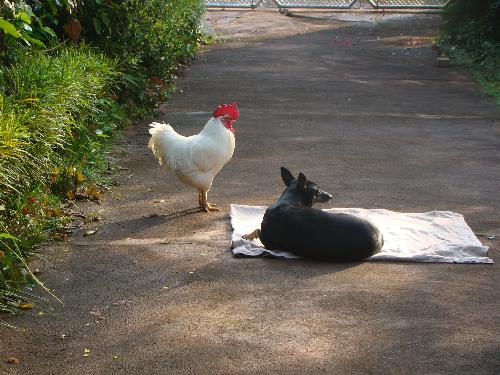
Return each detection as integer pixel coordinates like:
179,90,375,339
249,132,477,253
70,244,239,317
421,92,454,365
213,103,239,121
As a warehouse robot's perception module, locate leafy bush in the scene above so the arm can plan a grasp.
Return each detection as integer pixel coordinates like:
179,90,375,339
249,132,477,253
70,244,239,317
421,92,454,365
0,0,205,313
120,0,205,74
21,0,205,113
0,0,57,64
122,0,204,111
0,46,126,312
0,46,124,197
79,0,206,113
440,1,499,42
439,0,500,102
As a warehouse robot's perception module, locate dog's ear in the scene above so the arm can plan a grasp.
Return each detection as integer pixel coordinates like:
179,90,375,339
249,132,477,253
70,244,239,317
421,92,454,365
281,167,295,186
297,173,307,192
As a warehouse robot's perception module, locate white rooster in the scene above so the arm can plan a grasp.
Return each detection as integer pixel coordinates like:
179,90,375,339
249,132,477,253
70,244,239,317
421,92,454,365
148,103,239,212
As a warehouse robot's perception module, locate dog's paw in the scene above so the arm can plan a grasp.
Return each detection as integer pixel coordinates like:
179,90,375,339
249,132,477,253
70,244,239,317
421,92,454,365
242,229,260,241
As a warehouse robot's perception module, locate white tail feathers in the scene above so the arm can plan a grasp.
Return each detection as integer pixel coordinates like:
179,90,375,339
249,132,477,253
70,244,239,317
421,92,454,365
148,122,174,168
148,121,189,171
149,122,173,136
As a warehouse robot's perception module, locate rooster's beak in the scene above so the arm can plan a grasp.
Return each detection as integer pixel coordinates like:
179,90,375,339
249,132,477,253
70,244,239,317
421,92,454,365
223,114,236,123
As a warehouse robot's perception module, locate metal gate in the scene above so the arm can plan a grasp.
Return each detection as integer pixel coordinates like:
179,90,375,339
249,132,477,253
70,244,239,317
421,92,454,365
204,0,452,10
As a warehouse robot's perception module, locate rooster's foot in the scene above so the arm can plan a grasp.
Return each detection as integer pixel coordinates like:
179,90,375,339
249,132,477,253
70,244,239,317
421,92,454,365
200,191,219,212
202,203,220,212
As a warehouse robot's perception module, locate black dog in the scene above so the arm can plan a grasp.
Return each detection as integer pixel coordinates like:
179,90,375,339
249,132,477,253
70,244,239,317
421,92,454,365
243,167,383,262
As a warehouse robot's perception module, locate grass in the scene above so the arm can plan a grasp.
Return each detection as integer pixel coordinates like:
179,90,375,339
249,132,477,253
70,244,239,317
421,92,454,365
0,45,127,314
0,233,57,315
439,37,500,104
0,46,125,198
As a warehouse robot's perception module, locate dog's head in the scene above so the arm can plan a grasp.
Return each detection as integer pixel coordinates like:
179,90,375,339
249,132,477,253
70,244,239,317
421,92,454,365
280,167,332,207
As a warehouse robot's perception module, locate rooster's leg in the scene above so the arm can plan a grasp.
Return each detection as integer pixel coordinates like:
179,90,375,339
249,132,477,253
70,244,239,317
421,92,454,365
198,189,203,208
201,191,220,212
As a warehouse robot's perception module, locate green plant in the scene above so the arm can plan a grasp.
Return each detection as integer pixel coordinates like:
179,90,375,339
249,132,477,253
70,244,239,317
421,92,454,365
440,0,499,42
26,0,74,34
439,0,500,103
0,232,47,314
0,1,57,56
73,0,121,39
0,45,124,197
75,0,206,113
0,0,205,314
0,45,127,312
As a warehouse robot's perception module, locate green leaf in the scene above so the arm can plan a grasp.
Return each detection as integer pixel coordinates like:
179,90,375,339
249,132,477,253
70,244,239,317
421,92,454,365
0,18,23,38
0,233,20,241
17,12,32,25
100,13,110,29
46,0,58,15
95,129,109,138
42,26,57,38
122,74,141,88
20,23,33,32
22,34,45,48
92,17,102,35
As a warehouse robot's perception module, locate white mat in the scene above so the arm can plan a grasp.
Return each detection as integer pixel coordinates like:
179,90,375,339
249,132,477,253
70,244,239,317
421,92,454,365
230,204,493,264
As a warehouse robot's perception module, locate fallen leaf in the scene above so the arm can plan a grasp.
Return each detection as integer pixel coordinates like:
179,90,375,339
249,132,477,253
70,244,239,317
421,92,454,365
86,184,103,201
7,356,20,364
51,208,63,217
89,308,105,320
90,190,103,201
18,303,35,310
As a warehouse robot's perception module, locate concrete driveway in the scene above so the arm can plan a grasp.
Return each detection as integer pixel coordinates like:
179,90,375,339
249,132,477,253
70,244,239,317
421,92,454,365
1,10,499,375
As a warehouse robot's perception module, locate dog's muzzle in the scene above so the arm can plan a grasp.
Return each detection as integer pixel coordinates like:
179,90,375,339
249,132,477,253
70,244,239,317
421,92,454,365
317,191,333,203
